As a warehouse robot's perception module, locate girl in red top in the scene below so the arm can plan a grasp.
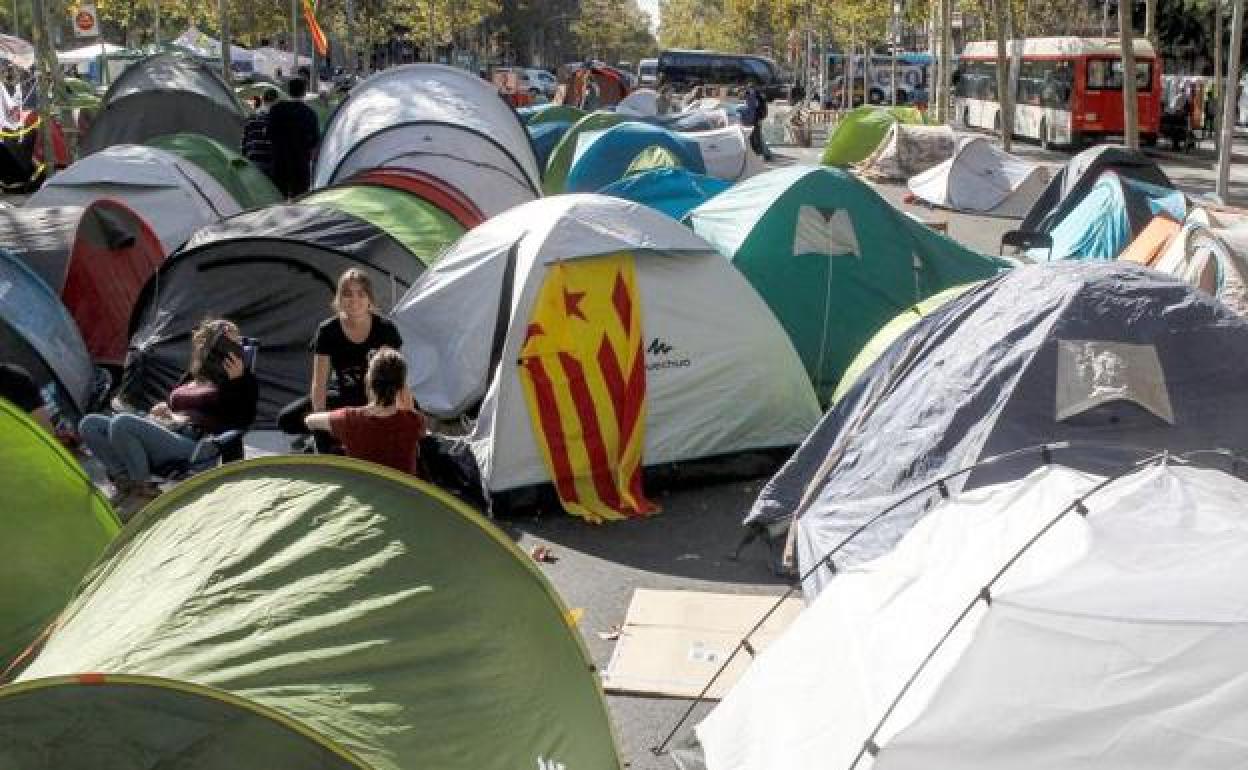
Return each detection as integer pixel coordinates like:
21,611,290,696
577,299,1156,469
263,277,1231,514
304,347,426,476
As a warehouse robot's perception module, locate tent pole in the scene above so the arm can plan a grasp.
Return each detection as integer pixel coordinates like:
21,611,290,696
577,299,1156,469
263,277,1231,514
1217,0,1244,200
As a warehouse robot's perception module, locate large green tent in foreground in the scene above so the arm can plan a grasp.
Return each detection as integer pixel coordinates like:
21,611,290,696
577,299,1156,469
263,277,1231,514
0,398,119,668
0,456,622,770
301,185,466,269
687,166,1007,404
147,132,283,210
820,105,925,167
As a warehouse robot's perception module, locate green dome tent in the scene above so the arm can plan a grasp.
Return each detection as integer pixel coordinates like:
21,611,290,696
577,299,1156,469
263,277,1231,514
301,184,466,269
525,103,586,126
147,132,283,210
820,105,925,167
543,110,631,193
0,398,119,668
686,166,1008,403
0,456,623,770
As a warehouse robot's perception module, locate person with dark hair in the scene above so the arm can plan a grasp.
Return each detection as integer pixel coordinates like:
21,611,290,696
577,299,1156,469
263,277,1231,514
0,362,52,431
305,347,426,475
241,87,280,181
78,320,258,508
267,77,320,198
277,268,403,451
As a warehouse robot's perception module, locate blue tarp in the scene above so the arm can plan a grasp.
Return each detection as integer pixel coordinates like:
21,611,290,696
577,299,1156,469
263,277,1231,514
599,168,731,220
1041,173,1186,261
565,122,707,193
527,121,572,171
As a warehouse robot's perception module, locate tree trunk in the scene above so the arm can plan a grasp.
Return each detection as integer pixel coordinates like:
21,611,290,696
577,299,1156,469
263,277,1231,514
1215,0,1224,99
30,0,56,175
940,0,953,122
1144,0,1157,45
994,0,1012,149
1119,0,1139,148
219,0,232,85
1217,0,1243,199
891,1,899,106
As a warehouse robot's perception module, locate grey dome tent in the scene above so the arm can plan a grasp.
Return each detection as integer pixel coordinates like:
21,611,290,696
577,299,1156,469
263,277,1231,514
0,206,81,289
1019,145,1173,234
82,52,245,155
747,263,1248,596
0,248,95,420
0,456,623,770
314,64,541,217
119,204,426,425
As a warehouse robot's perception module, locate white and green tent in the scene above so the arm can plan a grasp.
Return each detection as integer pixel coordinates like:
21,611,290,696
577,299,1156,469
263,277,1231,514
0,457,622,770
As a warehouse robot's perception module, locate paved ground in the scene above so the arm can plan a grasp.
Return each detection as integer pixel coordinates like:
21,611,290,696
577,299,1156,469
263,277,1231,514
14,129,1248,770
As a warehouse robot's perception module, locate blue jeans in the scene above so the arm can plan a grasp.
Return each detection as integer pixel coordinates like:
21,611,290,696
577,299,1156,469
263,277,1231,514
79,413,199,482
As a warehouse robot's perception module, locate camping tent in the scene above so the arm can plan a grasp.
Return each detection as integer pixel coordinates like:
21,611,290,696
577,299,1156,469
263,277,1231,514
1118,214,1182,266
0,114,48,192
908,136,1050,217
0,250,95,420
617,88,659,116
0,33,34,69
564,122,706,193
520,103,586,126
0,456,623,770
314,64,541,217
27,144,241,254
343,167,485,230
544,111,632,194
1019,145,1173,234
146,133,282,210
856,123,955,182
82,52,245,154
527,120,573,170
119,204,426,424
0,398,118,670
821,105,924,167
0,206,81,289
701,461,1248,770
391,195,820,508
686,166,1007,403
300,183,467,268
1151,208,1248,316
745,262,1248,596
1041,172,1185,261
600,167,731,220
683,125,765,182
563,65,630,110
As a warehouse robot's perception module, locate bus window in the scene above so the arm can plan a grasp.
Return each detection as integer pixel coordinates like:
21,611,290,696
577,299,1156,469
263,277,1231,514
1017,59,1073,109
1087,59,1152,91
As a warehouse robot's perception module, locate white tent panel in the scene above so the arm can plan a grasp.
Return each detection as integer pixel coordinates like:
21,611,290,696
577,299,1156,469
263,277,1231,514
329,124,537,216
315,64,541,193
27,145,240,253
908,136,1048,217
700,462,1248,770
857,124,955,182
684,126,764,182
617,88,659,116
1153,216,1248,317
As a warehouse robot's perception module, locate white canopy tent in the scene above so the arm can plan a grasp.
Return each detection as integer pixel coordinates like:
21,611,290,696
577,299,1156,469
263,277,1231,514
57,42,128,66
314,64,541,216
392,194,820,496
684,126,765,182
700,461,1248,770
172,26,254,69
27,145,240,253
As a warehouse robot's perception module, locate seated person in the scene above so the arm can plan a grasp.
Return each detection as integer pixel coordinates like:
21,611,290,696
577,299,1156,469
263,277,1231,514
304,347,425,476
0,362,53,432
79,319,258,508
278,268,403,452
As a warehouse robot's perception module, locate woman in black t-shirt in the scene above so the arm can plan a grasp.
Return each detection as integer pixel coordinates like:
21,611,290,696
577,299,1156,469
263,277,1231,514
277,268,403,451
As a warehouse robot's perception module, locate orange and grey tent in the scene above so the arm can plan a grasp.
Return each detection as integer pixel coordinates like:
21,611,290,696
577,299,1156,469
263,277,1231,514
1118,214,1181,267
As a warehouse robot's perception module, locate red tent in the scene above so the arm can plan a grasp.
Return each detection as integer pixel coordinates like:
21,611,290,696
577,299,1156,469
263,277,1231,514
350,168,486,229
65,199,166,365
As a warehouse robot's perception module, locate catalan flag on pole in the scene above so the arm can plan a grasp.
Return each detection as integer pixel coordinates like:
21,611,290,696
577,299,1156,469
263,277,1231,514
518,254,657,524
301,0,329,57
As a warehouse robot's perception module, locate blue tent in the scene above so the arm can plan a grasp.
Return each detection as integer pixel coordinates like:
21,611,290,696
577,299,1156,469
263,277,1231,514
0,250,95,420
599,167,731,220
1040,172,1186,261
565,122,706,193
527,121,573,171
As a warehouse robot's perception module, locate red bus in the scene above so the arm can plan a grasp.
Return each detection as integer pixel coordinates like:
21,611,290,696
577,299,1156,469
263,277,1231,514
955,37,1162,149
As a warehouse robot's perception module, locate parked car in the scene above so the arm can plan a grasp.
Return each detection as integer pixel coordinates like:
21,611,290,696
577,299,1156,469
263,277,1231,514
525,68,557,98
638,58,658,87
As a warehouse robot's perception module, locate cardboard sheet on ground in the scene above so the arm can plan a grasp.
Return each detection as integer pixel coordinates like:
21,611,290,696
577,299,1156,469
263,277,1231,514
603,589,803,699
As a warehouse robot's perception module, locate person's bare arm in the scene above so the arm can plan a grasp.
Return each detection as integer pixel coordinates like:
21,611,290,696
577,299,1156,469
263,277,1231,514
310,354,331,412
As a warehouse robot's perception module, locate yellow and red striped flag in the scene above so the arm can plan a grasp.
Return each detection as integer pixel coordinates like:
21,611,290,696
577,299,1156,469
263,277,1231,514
518,254,657,524
301,0,329,57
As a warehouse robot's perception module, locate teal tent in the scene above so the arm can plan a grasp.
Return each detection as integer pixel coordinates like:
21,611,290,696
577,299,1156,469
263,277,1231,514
565,121,706,194
0,456,623,770
1041,172,1186,261
543,110,632,194
687,166,1009,403
600,167,731,220
527,120,573,170
0,398,119,669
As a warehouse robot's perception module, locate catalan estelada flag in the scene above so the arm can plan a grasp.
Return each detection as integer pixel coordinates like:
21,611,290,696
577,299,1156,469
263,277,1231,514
301,0,329,57
518,254,657,524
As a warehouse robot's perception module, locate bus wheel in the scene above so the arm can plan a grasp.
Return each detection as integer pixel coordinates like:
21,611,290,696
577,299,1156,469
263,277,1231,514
1040,120,1050,151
